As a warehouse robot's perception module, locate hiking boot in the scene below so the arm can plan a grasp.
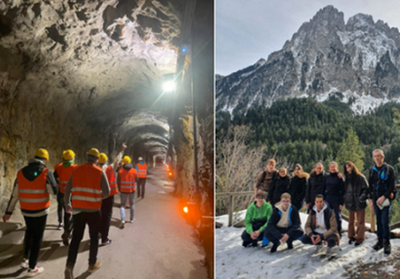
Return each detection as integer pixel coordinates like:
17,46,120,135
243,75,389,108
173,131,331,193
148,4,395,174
21,258,29,269
314,244,323,254
372,238,383,251
88,262,101,273
100,239,112,246
27,266,44,277
270,242,279,253
354,242,363,247
64,262,74,279
62,230,69,246
287,241,293,249
57,223,63,230
383,239,391,255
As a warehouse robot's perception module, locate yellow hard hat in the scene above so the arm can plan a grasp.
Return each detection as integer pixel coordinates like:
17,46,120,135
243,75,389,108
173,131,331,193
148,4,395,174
122,156,131,165
87,148,100,158
63,149,76,160
62,150,67,158
35,149,49,161
99,153,108,164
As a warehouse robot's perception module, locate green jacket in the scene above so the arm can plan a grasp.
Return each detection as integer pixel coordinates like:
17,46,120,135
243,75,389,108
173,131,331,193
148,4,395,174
245,201,273,234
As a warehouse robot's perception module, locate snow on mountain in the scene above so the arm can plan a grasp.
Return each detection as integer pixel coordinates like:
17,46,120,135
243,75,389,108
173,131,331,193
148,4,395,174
216,5,400,115
216,212,398,279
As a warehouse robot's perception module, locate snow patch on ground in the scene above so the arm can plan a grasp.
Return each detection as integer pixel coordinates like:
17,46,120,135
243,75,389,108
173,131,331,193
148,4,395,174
217,212,396,279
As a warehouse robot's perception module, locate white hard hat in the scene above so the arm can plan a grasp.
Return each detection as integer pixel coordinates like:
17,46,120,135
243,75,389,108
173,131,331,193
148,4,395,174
138,157,143,161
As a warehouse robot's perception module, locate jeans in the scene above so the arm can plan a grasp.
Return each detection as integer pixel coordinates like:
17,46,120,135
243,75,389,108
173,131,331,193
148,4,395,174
67,211,100,265
23,215,47,269
373,198,391,240
57,191,72,231
100,195,114,242
120,192,135,221
264,227,304,245
325,195,342,237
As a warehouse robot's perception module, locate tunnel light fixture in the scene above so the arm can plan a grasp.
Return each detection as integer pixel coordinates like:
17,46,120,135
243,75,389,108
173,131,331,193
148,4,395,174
183,206,189,213
163,81,176,92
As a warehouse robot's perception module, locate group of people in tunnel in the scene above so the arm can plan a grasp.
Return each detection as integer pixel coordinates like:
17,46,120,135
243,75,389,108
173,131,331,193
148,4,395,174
242,149,395,257
2,144,149,278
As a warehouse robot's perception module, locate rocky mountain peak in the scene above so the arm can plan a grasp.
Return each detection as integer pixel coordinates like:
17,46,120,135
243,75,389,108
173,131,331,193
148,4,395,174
216,6,400,115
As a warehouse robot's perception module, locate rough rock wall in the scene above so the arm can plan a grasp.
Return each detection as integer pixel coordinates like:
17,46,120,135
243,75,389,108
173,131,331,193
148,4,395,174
0,0,186,214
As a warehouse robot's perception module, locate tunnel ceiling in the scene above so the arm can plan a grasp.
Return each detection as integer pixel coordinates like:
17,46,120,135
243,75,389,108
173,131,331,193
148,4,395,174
0,0,185,157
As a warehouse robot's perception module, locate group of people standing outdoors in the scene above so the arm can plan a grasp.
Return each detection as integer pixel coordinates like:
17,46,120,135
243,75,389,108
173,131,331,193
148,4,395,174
243,149,395,257
2,144,148,278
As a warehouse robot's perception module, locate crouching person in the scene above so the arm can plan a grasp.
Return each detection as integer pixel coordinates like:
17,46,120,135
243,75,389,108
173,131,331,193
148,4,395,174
264,193,304,253
241,191,272,247
301,194,340,256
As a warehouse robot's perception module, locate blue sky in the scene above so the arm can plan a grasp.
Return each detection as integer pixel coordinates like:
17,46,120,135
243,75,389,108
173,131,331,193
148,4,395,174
216,0,400,76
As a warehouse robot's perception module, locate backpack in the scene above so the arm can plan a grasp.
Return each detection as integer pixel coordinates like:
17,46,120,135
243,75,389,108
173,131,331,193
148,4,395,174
369,164,397,200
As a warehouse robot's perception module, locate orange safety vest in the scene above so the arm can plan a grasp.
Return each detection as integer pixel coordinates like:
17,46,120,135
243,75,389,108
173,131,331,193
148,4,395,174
17,169,50,211
54,162,62,172
57,164,77,194
106,165,118,196
136,163,147,178
71,164,103,210
118,168,137,193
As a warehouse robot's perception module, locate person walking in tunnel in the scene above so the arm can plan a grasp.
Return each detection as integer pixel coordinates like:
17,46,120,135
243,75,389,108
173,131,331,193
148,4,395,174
369,149,395,255
254,159,278,198
264,193,304,253
241,191,272,247
97,143,127,246
136,156,148,199
54,151,66,230
288,164,309,211
321,161,345,238
2,149,57,277
64,148,110,278
118,156,137,228
54,149,78,246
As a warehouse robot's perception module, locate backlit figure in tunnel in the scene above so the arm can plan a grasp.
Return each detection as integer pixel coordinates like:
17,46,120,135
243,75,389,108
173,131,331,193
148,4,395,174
118,156,137,228
136,156,148,198
2,149,57,277
64,148,110,278
53,149,77,246
97,143,127,245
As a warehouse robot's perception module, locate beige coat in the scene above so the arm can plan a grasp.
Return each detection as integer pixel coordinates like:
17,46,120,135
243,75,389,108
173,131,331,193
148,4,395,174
305,208,340,241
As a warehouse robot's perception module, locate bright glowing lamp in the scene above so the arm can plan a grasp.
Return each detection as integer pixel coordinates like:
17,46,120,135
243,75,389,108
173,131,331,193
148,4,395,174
163,81,175,92
183,206,189,213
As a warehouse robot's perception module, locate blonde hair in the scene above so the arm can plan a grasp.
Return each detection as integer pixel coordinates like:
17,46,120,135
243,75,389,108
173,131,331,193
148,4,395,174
281,193,291,200
279,167,287,174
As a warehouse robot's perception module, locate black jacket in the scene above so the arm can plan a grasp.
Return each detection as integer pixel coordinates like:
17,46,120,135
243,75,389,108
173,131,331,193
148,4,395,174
321,172,345,205
306,171,328,204
344,174,369,211
267,175,291,206
368,163,395,199
265,204,303,240
288,173,308,210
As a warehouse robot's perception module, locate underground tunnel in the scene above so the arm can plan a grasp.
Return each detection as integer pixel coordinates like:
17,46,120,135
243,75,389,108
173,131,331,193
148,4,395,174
0,0,214,277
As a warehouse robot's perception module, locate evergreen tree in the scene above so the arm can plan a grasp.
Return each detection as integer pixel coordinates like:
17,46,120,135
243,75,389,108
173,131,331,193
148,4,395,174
335,127,365,171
